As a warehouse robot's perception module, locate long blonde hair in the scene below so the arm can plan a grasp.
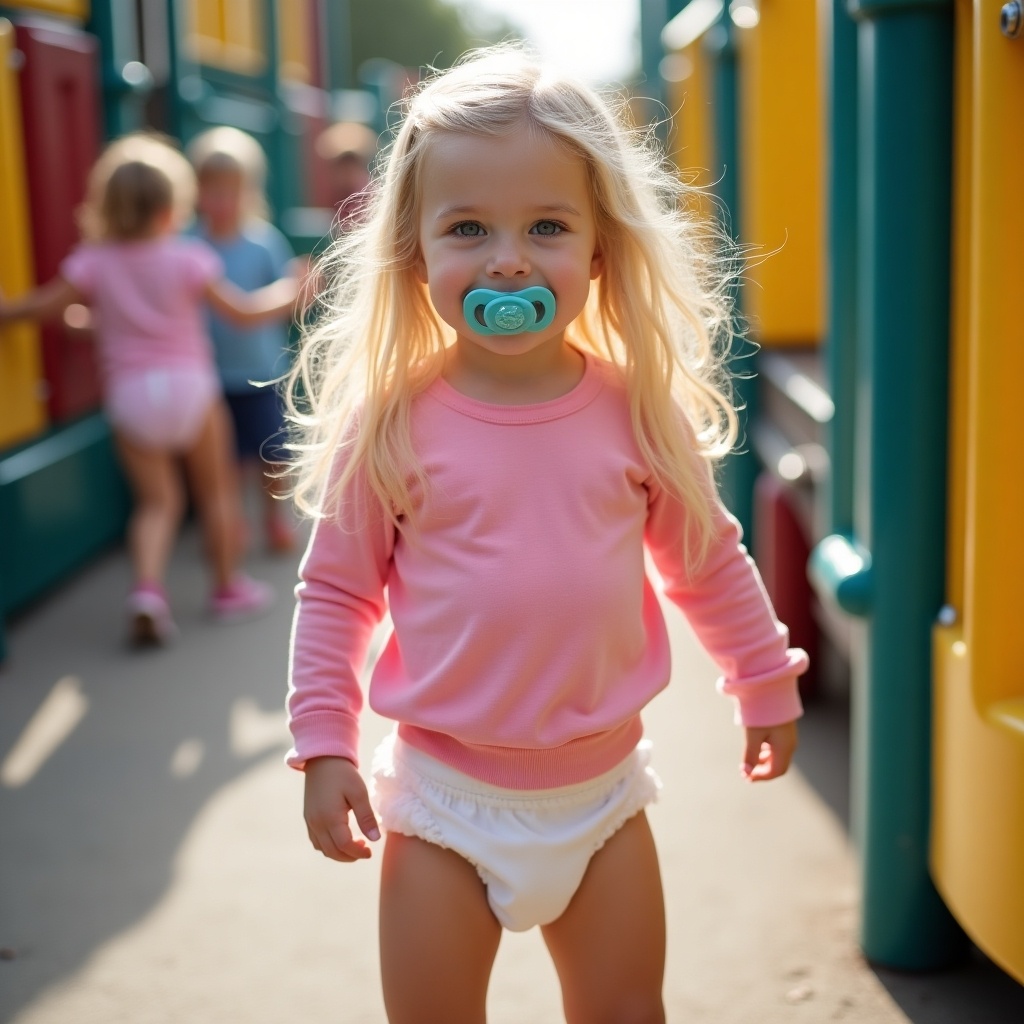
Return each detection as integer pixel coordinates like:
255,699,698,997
287,46,739,560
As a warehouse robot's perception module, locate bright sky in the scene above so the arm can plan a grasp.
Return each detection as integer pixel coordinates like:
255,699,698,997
449,0,641,85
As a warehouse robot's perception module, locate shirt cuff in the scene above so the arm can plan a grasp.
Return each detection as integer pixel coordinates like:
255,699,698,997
716,648,809,727
286,709,360,770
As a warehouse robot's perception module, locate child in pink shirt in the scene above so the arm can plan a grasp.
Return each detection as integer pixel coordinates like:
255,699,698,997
284,49,808,1022
0,133,298,644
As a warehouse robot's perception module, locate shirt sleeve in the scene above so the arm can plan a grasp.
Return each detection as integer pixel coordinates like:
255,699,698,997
261,221,295,278
59,245,97,299
285,455,396,770
181,238,224,293
644,458,807,728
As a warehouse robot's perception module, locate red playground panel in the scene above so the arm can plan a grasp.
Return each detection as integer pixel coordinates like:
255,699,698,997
16,19,103,421
753,471,819,699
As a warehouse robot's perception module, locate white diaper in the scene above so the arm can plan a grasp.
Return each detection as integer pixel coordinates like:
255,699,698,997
370,732,661,932
105,366,219,451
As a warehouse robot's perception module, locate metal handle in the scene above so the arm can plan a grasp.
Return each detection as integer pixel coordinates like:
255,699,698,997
1002,2,1022,38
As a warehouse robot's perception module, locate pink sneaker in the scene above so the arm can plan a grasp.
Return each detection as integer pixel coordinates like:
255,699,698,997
209,575,275,623
126,584,177,646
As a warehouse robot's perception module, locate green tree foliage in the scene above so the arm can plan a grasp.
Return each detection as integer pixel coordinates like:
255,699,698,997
348,0,521,82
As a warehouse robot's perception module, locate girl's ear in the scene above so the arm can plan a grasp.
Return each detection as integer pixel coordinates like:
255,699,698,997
413,251,428,284
590,247,604,280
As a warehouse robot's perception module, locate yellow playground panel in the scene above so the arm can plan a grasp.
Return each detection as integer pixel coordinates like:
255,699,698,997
187,0,266,75
0,18,46,449
277,0,317,83
9,0,89,17
931,0,1024,984
662,2,718,223
735,0,824,346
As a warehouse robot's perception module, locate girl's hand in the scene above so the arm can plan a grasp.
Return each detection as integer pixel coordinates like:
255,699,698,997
303,756,381,861
740,720,798,782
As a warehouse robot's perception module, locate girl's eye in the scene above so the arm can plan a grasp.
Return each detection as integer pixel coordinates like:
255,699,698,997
452,222,485,237
531,220,564,236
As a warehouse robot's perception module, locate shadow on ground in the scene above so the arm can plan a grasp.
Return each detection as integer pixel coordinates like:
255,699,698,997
0,529,302,1021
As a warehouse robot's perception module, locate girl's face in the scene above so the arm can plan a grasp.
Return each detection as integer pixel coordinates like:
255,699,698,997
196,168,245,237
415,124,603,362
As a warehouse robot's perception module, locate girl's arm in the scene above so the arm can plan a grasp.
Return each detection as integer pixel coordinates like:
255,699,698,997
0,277,83,325
645,474,807,783
288,465,394,861
204,275,299,327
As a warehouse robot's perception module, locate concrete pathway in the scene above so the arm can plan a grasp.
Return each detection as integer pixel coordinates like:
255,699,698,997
1,527,1023,1023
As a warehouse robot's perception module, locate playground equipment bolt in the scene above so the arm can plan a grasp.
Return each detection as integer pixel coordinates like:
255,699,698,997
1002,2,1022,37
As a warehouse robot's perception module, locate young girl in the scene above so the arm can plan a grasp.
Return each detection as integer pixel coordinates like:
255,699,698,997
285,48,808,1023
187,126,300,553
0,133,297,645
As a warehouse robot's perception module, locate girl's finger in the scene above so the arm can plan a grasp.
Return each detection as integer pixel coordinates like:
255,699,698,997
347,793,381,843
328,823,372,861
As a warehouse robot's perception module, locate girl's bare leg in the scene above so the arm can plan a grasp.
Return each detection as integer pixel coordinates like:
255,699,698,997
181,401,243,590
261,462,295,551
380,833,502,1024
541,812,667,1024
113,432,184,586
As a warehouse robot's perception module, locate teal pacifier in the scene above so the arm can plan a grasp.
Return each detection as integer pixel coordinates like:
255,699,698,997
462,286,556,336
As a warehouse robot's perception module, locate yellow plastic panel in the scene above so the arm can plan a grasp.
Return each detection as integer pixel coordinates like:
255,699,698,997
278,0,312,83
11,0,89,17
933,630,1024,982
736,0,824,345
192,0,224,43
187,0,266,76
931,0,1024,984
0,19,46,449
666,41,716,223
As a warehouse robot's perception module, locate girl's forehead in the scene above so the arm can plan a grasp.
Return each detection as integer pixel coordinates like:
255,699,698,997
417,127,589,212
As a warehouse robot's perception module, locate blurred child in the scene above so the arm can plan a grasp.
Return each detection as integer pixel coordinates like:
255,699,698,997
314,120,377,229
0,133,296,645
187,127,300,554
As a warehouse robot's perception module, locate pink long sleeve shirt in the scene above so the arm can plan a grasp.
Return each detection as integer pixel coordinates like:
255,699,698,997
287,353,808,789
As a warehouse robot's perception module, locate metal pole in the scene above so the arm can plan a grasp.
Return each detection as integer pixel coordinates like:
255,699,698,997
843,0,965,968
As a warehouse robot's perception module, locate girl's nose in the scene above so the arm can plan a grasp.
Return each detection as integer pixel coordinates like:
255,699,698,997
486,236,530,278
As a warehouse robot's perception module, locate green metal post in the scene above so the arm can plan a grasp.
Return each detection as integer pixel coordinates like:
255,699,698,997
323,0,353,90
821,0,858,537
261,0,290,222
89,0,153,137
641,0,670,109
812,0,966,969
703,12,755,540
165,0,199,143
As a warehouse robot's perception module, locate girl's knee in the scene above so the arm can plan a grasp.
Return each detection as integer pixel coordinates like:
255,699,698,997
567,995,665,1024
135,483,184,519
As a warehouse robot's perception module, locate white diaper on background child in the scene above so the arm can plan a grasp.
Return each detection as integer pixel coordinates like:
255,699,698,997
105,366,219,451
370,732,661,932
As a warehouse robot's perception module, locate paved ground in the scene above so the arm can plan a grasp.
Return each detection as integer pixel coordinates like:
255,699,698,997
2,523,1023,1023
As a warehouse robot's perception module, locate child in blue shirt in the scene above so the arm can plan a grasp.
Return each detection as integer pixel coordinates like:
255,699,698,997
187,126,299,553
